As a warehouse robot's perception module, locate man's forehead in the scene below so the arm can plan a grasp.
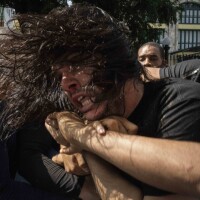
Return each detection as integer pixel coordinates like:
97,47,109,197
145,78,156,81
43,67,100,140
138,46,161,56
139,54,159,58
53,65,98,73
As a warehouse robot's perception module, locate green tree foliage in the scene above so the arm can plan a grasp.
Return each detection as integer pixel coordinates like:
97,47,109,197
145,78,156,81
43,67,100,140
72,0,182,48
0,0,182,48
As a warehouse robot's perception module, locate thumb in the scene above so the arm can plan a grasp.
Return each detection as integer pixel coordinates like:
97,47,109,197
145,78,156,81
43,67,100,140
52,154,64,166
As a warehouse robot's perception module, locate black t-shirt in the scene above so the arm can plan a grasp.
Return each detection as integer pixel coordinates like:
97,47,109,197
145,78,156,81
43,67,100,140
128,78,200,196
160,59,200,82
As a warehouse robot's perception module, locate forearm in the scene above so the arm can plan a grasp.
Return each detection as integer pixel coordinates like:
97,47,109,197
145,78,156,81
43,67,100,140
72,130,200,197
145,67,160,80
84,151,142,200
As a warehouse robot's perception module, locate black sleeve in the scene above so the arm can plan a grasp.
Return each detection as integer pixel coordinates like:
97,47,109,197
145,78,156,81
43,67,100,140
160,59,200,82
134,79,200,196
17,122,84,198
157,79,200,141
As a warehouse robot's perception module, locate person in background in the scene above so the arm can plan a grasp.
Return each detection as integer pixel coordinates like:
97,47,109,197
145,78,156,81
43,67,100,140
137,42,167,68
137,41,200,82
146,59,200,82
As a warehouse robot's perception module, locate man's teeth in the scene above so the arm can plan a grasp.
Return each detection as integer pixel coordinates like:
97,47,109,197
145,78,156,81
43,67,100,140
77,96,91,106
77,96,95,107
77,96,84,102
82,99,92,106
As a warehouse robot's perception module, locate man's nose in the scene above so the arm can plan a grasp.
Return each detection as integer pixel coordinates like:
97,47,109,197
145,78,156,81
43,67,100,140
61,73,81,94
143,58,151,66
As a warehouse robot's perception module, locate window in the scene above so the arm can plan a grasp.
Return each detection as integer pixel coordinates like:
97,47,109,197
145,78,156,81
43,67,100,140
178,30,200,49
180,3,200,24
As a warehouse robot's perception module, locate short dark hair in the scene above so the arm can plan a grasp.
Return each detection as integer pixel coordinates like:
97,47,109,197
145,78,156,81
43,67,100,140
139,42,165,59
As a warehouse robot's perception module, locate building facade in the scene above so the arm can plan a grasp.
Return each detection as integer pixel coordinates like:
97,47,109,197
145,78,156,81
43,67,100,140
169,0,200,51
0,7,16,33
152,0,200,64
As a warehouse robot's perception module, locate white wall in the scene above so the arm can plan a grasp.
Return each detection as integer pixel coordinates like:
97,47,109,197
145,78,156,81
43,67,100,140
3,7,16,28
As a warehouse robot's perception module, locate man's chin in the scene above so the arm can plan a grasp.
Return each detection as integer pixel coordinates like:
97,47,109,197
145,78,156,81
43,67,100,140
83,110,105,121
81,102,107,121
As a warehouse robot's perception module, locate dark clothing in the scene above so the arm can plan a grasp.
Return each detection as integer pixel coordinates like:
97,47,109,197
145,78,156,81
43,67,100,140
0,100,81,199
0,139,72,200
160,59,200,82
128,78,200,196
17,122,84,198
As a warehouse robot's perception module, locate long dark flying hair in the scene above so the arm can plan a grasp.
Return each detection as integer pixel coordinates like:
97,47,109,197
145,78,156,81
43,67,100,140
0,3,147,140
